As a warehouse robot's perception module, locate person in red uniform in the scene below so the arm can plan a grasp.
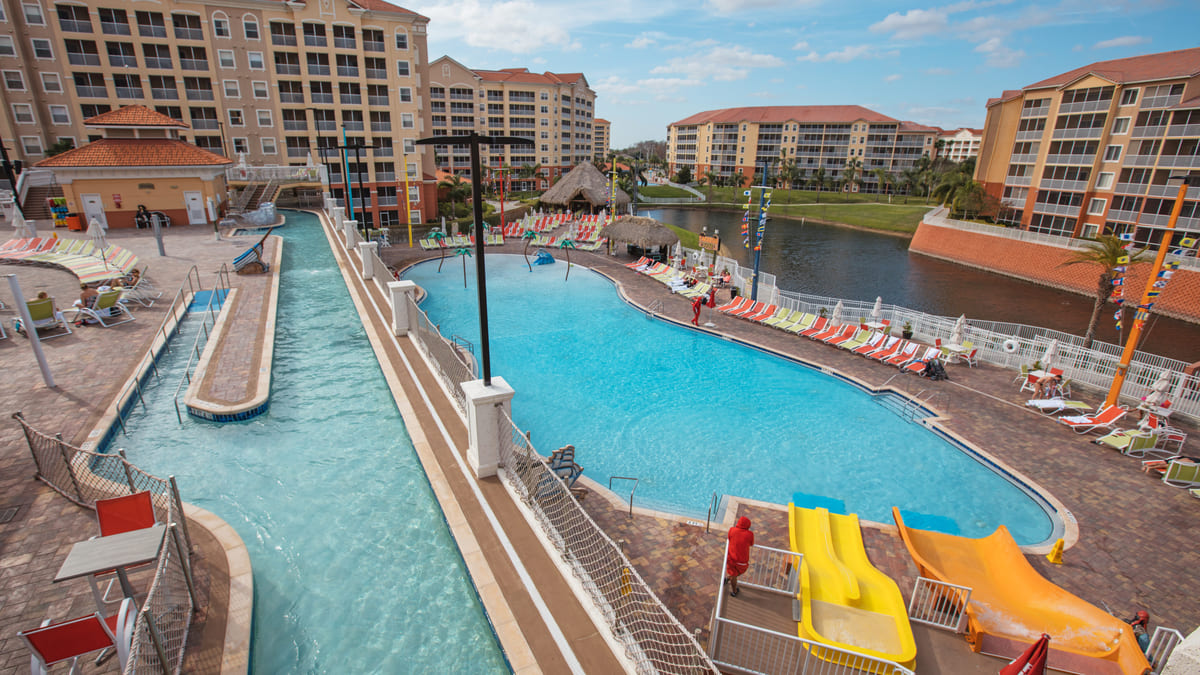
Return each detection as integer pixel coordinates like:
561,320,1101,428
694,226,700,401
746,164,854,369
691,295,703,326
725,516,754,597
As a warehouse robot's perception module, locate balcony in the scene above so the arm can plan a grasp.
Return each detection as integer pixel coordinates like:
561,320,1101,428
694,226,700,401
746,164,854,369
450,91,473,101
373,146,392,157
363,40,385,53
287,146,308,158
1051,127,1104,140
75,85,107,98
1167,123,1200,138
174,27,204,41
1021,104,1050,118
275,64,301,76
311,92,333,104
1143,183,1200,199
1124,154,1158,167
308,64,330,76
1113,182,1147,195
1142,94,1183,109
1132,125,1167,139
283,120,308,131
101,21,130,35
1002,196,1026,207
1058,99,1112,114
1039,178,1088,191
377,194,397,205
192,119,218,130
68,53,102,66
1044,153,1095,165
280,92,306,103
315,120,336,131
138,24,167,38
340,94,361,105
336,65,358,77
115,86,142,99
1156,154,1200,169
1015,129,1044,141
1107,209,1139,222
1004,175,1032,187
342,120,364,131
1139,212,1200,229
451,120,474,129
365,68,386,79
304,35,326,47
1032,202,1081,218
368,95,388,106
145,57,172,69
334,37,356,49
59,18,93,32
375,171,395,182
370,122,391,132
110,54,137,68
271,34,297,47
179,58,208,71
185,88,214,101
150,87,178,100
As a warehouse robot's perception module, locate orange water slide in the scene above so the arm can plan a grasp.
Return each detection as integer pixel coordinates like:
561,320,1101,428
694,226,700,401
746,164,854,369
892,508,1150,675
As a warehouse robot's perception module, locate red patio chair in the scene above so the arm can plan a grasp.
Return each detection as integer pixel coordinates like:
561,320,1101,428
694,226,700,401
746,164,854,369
90,491,159,608
19,598,135,674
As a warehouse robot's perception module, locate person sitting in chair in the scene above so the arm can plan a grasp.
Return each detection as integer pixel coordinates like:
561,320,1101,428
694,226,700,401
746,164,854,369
1034,373,1062,399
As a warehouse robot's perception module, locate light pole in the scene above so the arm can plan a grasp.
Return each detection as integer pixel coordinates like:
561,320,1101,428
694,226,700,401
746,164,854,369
1104,174,1192,408
744,162,772,301
415,132,534,386
337,139,380,237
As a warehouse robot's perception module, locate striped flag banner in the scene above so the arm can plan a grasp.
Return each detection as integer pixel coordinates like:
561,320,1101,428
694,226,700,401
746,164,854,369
1118,233,1134,241
1112,277,1124,286
1117,255,1130,264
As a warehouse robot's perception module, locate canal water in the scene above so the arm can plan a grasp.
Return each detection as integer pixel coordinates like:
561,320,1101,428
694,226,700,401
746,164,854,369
646,207,1200,363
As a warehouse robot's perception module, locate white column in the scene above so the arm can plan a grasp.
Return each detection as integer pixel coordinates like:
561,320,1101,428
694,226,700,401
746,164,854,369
462,377,515,478
387,280,417,336
342,219,357,243
358,241,377,279
329,205,343,225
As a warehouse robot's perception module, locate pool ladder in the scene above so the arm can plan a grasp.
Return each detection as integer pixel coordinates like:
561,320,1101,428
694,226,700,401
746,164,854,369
609,476,639,518
645,300,663,317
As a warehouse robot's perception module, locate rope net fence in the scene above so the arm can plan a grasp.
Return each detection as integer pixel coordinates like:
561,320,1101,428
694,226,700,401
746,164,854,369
14,412,196,675
496,410,717,675
409,295,475,413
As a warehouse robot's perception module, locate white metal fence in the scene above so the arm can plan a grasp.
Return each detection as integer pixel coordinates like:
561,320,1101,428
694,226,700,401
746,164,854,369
225,164,328,185
1148,626,1185,674
907,577,971,634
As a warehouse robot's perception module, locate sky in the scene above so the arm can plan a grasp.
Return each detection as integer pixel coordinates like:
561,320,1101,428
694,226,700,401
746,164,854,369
406,0,1198,149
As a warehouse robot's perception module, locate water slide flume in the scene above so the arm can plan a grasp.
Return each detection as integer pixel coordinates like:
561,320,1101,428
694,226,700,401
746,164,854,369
892,508,1150,675
788,503,917,671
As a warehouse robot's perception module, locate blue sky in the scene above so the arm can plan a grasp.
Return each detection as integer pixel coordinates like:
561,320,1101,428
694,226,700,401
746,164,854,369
407,0,1196,148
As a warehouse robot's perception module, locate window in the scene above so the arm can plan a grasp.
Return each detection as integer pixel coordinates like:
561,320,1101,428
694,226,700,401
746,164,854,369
58,4,93,31
228,109,243,126
143,43,172,68
172,13,203,40
396,60,409,77
21,136,44,155
394,31,407,49
257,109,272,126
398,87,411,103
1096,172,1115,190
0,36,14,56
11,103,34,123
107,41,137,67
1103,145,1121,162
213,14,229,38
261,137,277,154
1087,198,1107,216
223,80,239,97
218,49,234,68
135,11,165,37
23,3,44,25
1111,117,1130,135
401,112,414,129
243,15,258,40
248,51,264,70
189,106,217,129
403,138,414,154
31,38,53,59
252,81,268,98
333,24,355,49
99,8,129,35
73,72,106,97
232,137,247,154
153,105,181,121
178,45,207,70
303,22,326,47
49,104,69,124
3,70,24,90
1120,88,1138,106
65,39,101,66
113,73,142,98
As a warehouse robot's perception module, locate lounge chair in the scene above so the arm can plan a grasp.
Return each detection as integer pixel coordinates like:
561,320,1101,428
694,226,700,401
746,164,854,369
851,333,887,354
72,290,135,327
903,346,942,372
798,316,830,337
1025,399,1093,416
762,309,797,328
1013,364,1031,385
746,304,780,322
18,598,136,674
729,301,766,318
783,313,818,333
809,322,844,342
625,256,650,269
962,348,979,367
826,326,863,346
1058,405,1128,434
1094,428,1160,454
717,296,749,313
869,338,906,362
1161,459,1200,488
863,336,900,359
885,341,922,366
837,329,874,351
12,298,72,340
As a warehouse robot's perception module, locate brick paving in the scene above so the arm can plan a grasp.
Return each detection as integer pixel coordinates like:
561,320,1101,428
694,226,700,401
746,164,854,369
0,226,260,673
196,238,275,405
385,240,1200,664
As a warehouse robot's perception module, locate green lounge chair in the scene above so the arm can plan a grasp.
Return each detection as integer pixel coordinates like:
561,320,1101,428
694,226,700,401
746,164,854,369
784,312,818,333
72,289,134,327
13,297,72,340
1162,459,1200,489
760,307,793,327
1093,429,1158,454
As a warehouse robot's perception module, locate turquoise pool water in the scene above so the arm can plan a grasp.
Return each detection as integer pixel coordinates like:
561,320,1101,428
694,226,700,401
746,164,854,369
403,254,1056,545
107,212,508,673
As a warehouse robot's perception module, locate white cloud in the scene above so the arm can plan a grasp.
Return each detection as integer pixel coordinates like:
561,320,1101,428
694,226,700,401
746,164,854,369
652,45,784,81
1093,35,1150,49
797,44,875,63
593,74,701,104
704,0,819,14
884,74,902,83
869,8,949,40
974,37,1024,67
627,31,668,49
792,40,809,50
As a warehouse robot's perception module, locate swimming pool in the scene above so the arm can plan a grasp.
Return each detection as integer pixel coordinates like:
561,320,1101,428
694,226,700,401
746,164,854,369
403,254,1057,545
106,212,508,672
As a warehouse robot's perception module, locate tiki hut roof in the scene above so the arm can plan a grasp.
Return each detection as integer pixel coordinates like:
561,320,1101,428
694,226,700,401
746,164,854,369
600,215,679,249
540,162,630,209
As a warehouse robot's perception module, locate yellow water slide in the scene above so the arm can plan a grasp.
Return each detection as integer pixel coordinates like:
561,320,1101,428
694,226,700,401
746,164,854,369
788,504,917,670
892,507,1150,675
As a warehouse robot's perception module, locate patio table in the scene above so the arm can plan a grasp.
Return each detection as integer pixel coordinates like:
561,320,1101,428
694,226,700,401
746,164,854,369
54,524,165,605
863,321,887,331
942,343,968,363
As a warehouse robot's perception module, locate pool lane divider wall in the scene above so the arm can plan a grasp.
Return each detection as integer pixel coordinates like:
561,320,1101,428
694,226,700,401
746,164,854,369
588,265,1075,555
184,236,283,421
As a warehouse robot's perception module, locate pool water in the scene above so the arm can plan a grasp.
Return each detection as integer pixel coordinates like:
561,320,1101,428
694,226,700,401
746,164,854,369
108,212,508,673
403,254,1056,545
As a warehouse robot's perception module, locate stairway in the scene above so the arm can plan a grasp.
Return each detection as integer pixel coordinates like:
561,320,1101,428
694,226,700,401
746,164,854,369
20,184,64,221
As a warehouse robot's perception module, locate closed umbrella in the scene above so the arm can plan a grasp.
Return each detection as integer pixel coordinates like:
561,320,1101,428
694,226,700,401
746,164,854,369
11,209,34,239
1041,340,1058,372
870,296,883,322
1001,633,1049,675
1144,370,1172,407
88,218,109,269
830,300,844,327
950,314,966,345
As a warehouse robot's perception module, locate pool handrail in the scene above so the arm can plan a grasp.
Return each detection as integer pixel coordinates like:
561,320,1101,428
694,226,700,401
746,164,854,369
171,284,229,423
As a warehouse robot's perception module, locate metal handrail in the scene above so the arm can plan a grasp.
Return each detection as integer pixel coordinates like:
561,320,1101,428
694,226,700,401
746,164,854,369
706,491,721,533
609,475,639,518
171,288,227,422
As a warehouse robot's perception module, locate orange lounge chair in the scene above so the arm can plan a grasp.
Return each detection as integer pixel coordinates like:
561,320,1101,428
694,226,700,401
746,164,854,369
869,339,906,362
718,296,749,313
625,256,650,269
903,346,942,371
1058,405,1128,434
747,304,779,321
886,342,922,366
798,316,829,337
822,324,859,344
852,332,886,354
730,301,765,318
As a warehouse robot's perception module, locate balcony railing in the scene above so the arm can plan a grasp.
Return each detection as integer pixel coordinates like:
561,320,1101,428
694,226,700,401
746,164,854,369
375,172,395,182
1004,175,1032,187
365,68,386,79
304,35,326,47
1143,183,1200,199
226,164,328,184
1125,154,1158,167
287,146,308,157
373,146,392,157
336,65,358,77
342,120,364,131
110,55,137,68
1021,105,1050,118
275,64,301,75
1132,125,1167,138
192,119,218,130
174,27,204,40
138,24,167,38
308,64,330,76
59,18,93,32
101,21,130,35
1167,123,1200,138
1032,202,1082,218
370,122,391,132
271,34,297,46
1058,99,1112,114
75,85,107,98
315,120,336,131
150,87,178,100
1113,182,1147,195
280,92,306,103
1142,94,1184,109
334,37,355,49
368,95,388,106
283,120,308,131
68,53,102,66
1156,154,1200,169
363,40,385,52
179,58,208,71
1044,153,1095,165
115,85,142,98
1039,178,1088,191
340,94,361,105
1107,209,1140,222
1051,127,1104,140
1015,129,1044,141
145,56,172,69
185,88,214,101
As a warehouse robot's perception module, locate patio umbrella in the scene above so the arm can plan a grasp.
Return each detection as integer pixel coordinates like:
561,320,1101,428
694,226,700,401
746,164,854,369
870,296,883,322
11,209,33,239
950,314,966,345
88,218,109,269
1000,633,1049,675
1144,369,1173,407
830,300,844,327
1041,340,1058,372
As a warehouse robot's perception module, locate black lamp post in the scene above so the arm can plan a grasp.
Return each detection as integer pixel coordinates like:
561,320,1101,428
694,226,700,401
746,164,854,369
415,132,533,386
337,139,380,236
0,141,24,216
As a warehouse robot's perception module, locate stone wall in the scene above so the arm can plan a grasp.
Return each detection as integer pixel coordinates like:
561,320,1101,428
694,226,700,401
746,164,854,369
910,220,1200,324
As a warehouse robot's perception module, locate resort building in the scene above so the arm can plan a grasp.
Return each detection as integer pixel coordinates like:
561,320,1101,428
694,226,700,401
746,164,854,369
665,105,939,192
593,117,610,163
976,47,1200,242
0,0,437,226
938,128,983,163
427,56,597,191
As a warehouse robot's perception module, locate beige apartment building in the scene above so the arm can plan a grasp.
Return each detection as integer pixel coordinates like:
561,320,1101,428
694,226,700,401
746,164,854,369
666,105,938,192
937,128,982,163
427,56,596,191
593,117,609,163
0,0,437,226
977,47,1200,242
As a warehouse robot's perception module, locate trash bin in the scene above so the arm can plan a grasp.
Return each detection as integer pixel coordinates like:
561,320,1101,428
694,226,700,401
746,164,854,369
66,214,83,231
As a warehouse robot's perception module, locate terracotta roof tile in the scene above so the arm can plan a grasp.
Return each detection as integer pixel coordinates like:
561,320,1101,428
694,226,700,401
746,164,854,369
1023,47,1200,90
34,139,233,168
986,90,1024,108
471,68,588,86
898,121,940,133
345,0,422,16
670,105,898,126
84,104,190,128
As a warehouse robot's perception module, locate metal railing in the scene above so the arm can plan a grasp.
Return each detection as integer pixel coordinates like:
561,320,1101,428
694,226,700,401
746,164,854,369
171,285,228,422
907,577,971,633
408,296,474,412
1147,626,1184,674
497,411,717,674
225,164,327,185
608,476,639,518
12,412,197,675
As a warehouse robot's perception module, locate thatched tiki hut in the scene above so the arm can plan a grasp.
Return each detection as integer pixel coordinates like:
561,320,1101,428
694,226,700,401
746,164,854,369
539,163,630,214
600,216,679,257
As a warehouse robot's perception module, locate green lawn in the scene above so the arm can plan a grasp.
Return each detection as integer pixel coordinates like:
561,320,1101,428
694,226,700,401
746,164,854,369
665,224,699,249
700,185,936,207
771,203,932,232
638,184,695,198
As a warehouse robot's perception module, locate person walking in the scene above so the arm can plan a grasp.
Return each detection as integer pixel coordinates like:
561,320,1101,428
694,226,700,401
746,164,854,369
691,294,703,326
725,516,754,597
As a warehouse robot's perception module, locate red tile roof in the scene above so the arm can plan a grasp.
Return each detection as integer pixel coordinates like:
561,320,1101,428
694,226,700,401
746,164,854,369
471,68,588,86
1023,47,1200,90
34,139,233,168
345,0,423,16
898,121,940,133
986,90,1024,108
1173,95,1200,110
84,105,189,128
670,105,898,126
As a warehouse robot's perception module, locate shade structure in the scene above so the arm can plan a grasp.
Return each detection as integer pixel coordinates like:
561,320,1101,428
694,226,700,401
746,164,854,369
87,218,109,269
11,209,33,239
830,300,844,327
1000,633,1049,675
870,296,883,321
950,314,966,345
539,162,631,213
1144,369,1172,407
1041,339,1058,372
599,215,679,249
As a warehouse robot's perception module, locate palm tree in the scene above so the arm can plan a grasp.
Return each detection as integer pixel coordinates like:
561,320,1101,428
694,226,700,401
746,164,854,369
432,231,447,272
931,170,971,211
1060,235,1148,348
522,230,538,271
438,175,467,219
813,167,827,203
843,158,862,202
455,247,472,288
899,168,920,204
701,170,721,202
872,168,891,202
559,239,576,280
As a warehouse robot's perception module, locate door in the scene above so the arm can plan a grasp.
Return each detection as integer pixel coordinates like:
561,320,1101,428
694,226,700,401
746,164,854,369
183,191,206,225
80,194,107,229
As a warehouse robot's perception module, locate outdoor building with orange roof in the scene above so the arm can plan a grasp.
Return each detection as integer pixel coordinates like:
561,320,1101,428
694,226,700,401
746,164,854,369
938,127,984,163
35,105,231,229
427,56,596,192
975,46,1200,243
665,105,939,192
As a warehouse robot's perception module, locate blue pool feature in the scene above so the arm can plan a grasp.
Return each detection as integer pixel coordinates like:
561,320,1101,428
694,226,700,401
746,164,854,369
186,288,230,313
403,254,1057,545
107,212,508,673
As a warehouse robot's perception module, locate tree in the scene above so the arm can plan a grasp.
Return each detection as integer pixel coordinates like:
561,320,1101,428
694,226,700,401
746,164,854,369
872,168,890,202
673,166,693,184
898,168,920,203
522,230,538,271
432,231,447,272
438,175,469,219
44,139,75,157
842,159,862,202
455,247,472,288
701,170,721,202
813,167,827,203
1060,236,1148,348
559,239,576,280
